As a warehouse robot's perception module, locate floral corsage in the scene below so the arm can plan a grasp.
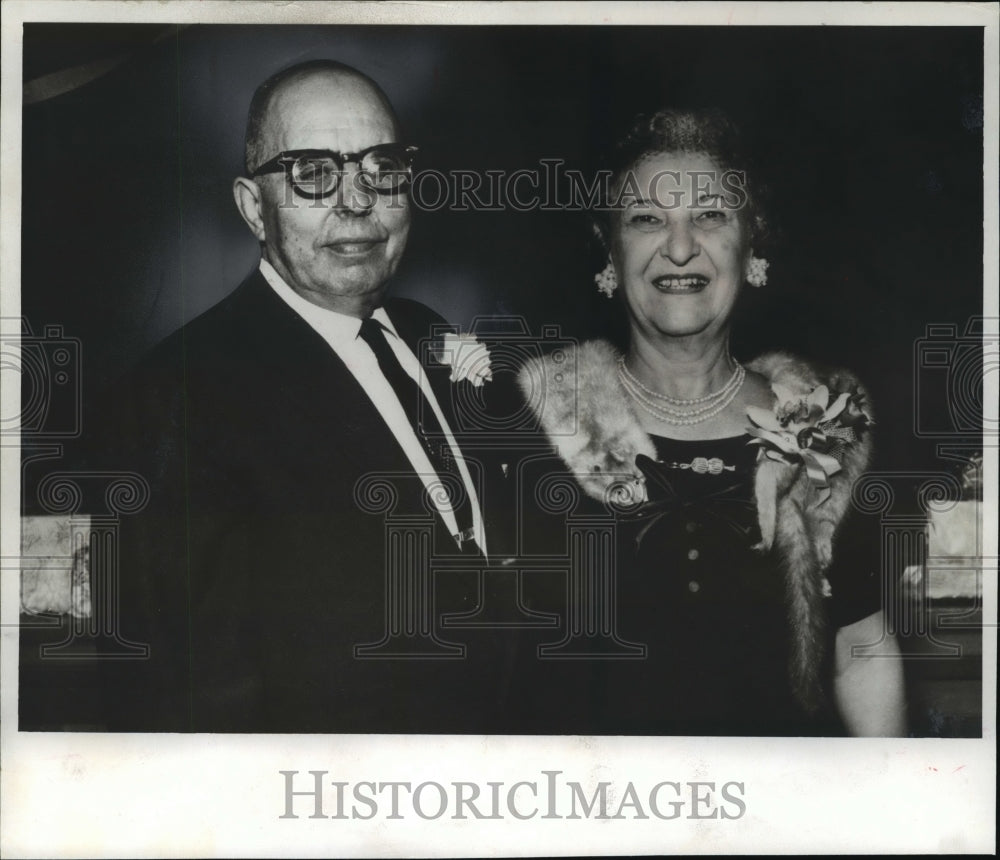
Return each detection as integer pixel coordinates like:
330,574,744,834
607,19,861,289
746,383,872,504
431,332,493,387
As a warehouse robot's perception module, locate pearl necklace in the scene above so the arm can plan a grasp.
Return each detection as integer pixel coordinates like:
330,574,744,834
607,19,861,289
616,355,746,426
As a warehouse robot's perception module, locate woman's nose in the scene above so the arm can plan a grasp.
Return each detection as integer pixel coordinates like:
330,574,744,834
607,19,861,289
659,220,700,265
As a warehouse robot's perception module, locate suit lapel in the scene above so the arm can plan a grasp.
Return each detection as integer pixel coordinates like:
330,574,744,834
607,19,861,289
230,274,462,533
230,272,415,473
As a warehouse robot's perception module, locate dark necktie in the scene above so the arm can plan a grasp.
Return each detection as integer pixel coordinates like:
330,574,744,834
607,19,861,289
358,316,477,552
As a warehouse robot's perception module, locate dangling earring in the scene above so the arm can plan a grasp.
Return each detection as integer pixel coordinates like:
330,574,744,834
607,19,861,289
595,260,618,297
745,254,769,287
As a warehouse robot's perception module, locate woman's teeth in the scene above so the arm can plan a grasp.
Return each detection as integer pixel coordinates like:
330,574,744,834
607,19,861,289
651,275,709,291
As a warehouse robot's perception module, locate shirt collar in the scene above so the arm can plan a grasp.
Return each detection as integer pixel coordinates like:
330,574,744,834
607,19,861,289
258,258,398,344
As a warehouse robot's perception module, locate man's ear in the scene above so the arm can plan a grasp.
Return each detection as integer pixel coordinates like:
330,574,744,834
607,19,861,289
233,177,266,242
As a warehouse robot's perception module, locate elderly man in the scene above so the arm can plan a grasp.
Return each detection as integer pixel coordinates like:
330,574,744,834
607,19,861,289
100,60,509,732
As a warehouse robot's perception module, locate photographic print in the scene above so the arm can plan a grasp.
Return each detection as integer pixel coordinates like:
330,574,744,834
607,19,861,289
2,2,996,856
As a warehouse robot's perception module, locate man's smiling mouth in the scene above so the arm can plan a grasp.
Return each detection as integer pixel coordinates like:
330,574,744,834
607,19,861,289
325,239,385,256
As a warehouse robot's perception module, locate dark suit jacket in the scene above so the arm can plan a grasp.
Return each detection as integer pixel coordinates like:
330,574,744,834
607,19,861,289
95,270,515,732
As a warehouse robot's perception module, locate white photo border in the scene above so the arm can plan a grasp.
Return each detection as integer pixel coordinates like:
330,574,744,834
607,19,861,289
2,2,996,857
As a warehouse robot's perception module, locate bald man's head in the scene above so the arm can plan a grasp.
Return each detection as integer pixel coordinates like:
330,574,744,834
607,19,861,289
233,60,411,318
244,60,400,175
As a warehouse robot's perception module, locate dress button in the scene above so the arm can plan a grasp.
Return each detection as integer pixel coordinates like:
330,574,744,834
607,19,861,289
687,548,700,561
685,521,697,534
688,580,700,593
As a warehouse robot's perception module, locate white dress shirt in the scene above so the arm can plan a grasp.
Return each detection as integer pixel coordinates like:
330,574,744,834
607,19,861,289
258,259,486,554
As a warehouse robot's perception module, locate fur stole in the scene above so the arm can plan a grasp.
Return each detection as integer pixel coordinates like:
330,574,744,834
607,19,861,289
517,340,874,712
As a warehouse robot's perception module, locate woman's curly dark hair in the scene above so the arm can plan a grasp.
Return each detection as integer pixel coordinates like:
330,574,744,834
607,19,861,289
593,107,773,255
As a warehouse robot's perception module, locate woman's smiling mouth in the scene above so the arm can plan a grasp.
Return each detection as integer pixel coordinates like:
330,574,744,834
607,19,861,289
651,274,710,293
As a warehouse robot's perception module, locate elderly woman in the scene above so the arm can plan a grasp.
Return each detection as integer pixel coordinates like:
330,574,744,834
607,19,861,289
514,108,905,736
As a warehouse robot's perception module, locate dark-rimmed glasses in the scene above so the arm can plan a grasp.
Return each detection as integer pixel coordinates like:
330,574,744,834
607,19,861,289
251,144,418,199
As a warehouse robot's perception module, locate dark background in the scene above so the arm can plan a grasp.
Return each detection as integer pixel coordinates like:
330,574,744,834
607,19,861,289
19,24,986,734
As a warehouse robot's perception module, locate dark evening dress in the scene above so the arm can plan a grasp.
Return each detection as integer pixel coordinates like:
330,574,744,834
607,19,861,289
510,433,882,736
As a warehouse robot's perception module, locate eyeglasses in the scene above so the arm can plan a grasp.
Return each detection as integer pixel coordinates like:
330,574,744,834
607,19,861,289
251,144,418,199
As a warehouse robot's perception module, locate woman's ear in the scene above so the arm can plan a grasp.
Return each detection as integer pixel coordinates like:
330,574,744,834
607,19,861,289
233,177,266,242
590,218,611,257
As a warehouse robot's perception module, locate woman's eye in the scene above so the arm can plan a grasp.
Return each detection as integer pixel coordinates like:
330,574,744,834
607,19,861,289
626,213,662,228
694,210,728,228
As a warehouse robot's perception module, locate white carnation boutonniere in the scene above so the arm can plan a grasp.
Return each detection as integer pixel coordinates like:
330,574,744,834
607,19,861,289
431,332,493,387
746,383,872,505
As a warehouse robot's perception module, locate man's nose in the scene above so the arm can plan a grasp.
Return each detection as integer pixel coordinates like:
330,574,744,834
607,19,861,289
659,219,700,266
334,165,375,216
